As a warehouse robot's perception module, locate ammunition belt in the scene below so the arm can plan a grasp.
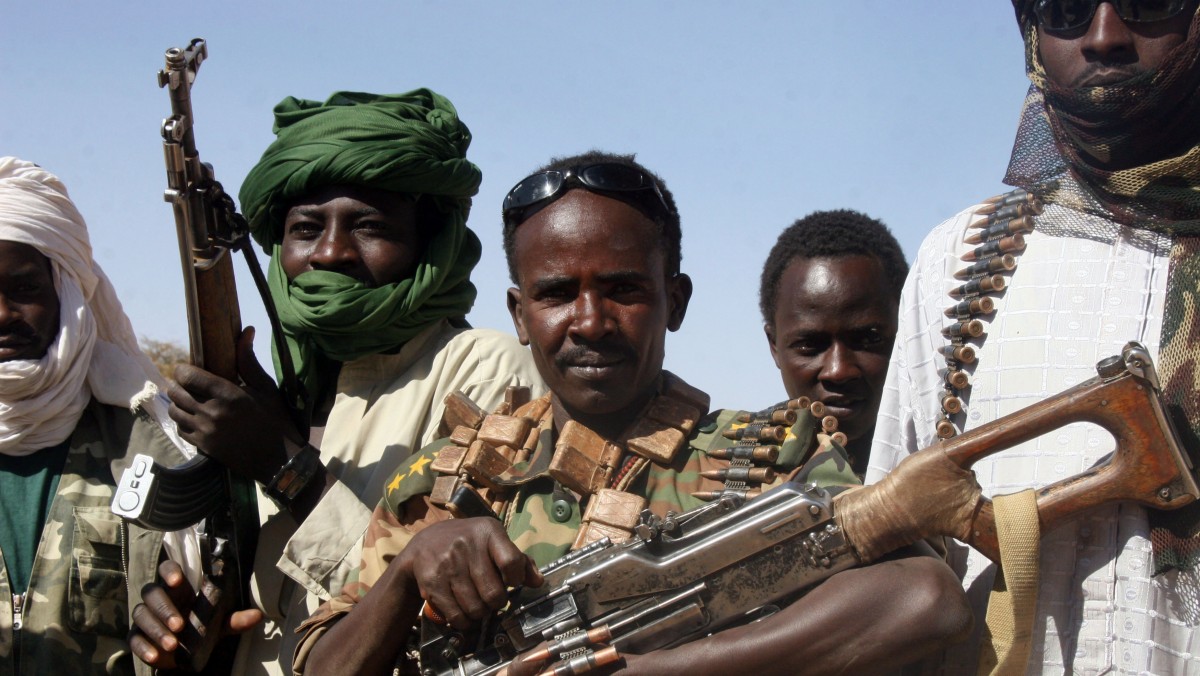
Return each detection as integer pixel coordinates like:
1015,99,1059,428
936,187,1042,438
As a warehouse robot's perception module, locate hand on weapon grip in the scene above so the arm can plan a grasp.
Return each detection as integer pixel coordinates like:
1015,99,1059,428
167,327,305,484
129,560,263,670
400,517,543,632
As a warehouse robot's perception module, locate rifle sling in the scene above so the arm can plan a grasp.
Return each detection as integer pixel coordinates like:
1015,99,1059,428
977,489,1040,676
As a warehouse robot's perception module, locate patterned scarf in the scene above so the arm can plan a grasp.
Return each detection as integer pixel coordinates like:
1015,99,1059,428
1005,4,1200,578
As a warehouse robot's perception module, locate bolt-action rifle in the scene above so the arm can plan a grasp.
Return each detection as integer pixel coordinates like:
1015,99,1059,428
110,38,304,671
420,342,1198,676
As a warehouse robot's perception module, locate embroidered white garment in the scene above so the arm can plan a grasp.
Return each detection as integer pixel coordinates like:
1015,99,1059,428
868,203,1200,675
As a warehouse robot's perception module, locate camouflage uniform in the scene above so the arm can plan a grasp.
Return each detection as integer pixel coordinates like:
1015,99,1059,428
0,399,186,676
292,385,858,674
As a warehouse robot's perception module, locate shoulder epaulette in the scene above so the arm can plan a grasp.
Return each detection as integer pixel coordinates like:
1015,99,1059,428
383,439,451,515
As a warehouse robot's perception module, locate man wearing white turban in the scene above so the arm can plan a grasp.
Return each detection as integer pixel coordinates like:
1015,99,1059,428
0,156,195,675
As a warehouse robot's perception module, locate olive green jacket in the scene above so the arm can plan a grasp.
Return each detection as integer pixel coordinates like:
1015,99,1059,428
0,399,187,676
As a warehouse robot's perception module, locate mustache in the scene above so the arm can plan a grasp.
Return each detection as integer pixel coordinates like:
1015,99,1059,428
1069,64,1147,88
554,343,637,368
0,324,36,342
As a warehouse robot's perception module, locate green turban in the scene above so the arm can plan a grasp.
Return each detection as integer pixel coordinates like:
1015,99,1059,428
238,89,484,402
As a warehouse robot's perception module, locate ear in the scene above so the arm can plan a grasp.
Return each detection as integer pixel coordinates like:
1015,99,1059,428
666,273,693,332
764,323,783,368
507,287,531,346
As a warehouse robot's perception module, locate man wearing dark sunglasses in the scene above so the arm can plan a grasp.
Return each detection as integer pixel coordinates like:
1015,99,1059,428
293,151,972,675
869,1,1200,673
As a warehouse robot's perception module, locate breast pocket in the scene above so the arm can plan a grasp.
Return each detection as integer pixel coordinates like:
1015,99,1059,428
68,506,128,637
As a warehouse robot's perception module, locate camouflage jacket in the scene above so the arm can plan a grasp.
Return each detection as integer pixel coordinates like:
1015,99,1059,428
0,399,187,676
292,389,858,674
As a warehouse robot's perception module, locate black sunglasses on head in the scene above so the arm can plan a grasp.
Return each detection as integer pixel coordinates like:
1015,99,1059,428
502,163,670,227
1034,0,1193,34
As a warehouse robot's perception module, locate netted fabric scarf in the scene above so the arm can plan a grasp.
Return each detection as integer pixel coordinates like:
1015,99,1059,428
1003,6,1200,584
238,89,484,401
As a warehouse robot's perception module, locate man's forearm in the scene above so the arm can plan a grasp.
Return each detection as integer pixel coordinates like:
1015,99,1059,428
621,556,971,676
302,561,422,675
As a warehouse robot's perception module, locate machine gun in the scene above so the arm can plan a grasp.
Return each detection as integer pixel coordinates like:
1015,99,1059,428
420,342,1199,676
110,38,303,671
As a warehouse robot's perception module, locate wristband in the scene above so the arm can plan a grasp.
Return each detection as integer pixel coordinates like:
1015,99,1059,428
264,444,322,508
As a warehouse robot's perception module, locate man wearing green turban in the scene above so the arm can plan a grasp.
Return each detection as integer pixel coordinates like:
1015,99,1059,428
129,89,542,674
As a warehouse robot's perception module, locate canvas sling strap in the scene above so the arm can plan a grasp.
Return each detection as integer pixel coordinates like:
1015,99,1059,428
977,489,1040,676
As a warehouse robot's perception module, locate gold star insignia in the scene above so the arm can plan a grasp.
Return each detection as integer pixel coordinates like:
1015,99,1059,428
387,472,404,494
410,454,433,475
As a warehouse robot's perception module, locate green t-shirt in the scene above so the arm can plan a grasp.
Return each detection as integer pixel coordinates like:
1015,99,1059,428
0,441,70,593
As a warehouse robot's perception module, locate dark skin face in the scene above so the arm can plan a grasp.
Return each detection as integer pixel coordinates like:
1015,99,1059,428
507,190,691,439
0,241,60,362
766,255,897,469
1037,2,1193,88
280,184,422,286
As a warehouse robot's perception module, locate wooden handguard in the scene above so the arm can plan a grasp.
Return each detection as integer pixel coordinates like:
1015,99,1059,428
835,343,1199,563
192,255,241,378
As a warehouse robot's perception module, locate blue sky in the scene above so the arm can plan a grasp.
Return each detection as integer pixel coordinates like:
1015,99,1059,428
3,2,1030,408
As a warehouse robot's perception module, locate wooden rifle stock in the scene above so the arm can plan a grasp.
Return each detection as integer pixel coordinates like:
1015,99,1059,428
835,342,1199,563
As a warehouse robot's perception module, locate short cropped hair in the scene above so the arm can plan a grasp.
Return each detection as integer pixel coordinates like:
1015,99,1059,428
759,209,908,329
502,150,681,283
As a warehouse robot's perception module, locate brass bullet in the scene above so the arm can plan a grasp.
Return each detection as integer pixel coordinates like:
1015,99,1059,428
961,233,1026,262
938,344,977,363
941,368,969,389
949,275,1006,299
708,445,780,463
944,297,995,318
936,418,958,439
963,216,1034,245
954,254,1016,280
770,408,797,426
981,188,1029,205
942,394,963,414
970,199,1042,222
942,319,985,338
702,466,776,483
522,626,613,665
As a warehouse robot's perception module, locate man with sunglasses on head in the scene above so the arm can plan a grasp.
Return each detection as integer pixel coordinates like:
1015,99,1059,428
868,1,1200,673
293,150,971,676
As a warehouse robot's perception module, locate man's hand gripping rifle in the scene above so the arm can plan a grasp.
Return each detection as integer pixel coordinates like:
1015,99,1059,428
110,39,304,670
422,342,1199,676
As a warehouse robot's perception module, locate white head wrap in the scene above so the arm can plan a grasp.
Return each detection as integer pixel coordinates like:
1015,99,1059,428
0,157,203,583
0,156,172,455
